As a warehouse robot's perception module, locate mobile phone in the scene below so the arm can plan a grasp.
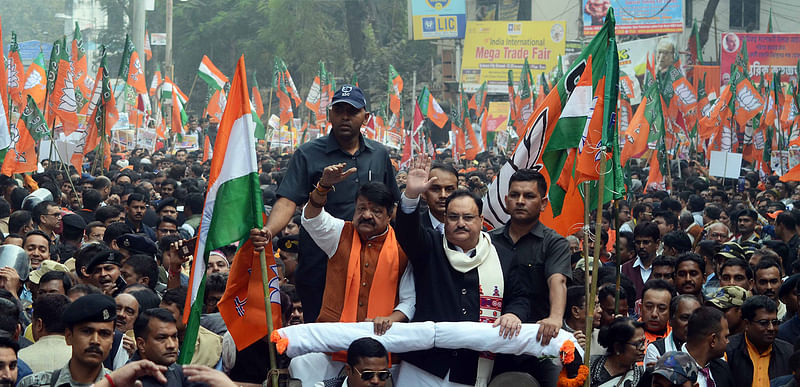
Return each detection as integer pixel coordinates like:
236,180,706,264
115,276,127,290
175,237,198,257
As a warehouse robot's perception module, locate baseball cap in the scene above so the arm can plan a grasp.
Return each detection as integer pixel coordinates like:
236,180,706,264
29,260,70,284
653,351,699,384
331,85,366,110
707,286,748,309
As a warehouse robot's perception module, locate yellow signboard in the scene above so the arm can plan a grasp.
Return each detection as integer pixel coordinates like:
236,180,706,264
485,102,509,132
461,21,566,93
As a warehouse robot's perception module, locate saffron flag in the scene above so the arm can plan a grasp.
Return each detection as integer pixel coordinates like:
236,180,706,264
84,50,118,159
192,55,274,356
7,32,24,108
23,53,47,107
127,50,147,95
198,55,229,91
171,87,187,134
71,23,90,113
251,72,265,118
207,89,226,124
144,30,152,61
388,65,403,115
2,95,48,176
418,86,448,128
47,37,80,134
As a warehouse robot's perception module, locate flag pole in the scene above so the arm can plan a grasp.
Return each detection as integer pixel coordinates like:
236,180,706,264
584,155,607,384
266,87,274,120
613,199,622,314
258,249,280,387
186,72,200,106
582,180,591,361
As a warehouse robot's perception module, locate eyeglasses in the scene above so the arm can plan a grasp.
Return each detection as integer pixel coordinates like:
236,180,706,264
626,339,647,350
445,213,479,223
46,212,62,218
353,368,391,381
753,319,781,328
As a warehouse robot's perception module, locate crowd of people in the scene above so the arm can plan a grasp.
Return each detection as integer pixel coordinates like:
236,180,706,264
0,84,797,387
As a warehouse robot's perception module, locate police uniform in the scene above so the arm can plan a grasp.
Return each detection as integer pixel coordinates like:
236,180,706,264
18,294,116,387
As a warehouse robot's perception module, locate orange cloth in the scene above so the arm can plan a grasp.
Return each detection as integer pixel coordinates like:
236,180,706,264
745,334,771,387
340,226,400,322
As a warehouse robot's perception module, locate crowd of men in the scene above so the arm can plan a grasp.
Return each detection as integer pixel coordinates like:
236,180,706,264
0,84,798,386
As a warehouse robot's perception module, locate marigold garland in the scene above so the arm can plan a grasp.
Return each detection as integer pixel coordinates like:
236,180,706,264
559,340,576,364
557,364,589,387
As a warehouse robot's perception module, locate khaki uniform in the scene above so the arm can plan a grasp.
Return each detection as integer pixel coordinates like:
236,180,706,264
17,361,109,387
190,325,223,367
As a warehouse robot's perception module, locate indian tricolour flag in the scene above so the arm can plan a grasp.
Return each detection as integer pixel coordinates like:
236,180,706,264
179,55,264,364
198,55,229,91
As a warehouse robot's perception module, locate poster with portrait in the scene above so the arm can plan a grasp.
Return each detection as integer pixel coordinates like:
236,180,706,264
582,0,683,35
720,33,800,85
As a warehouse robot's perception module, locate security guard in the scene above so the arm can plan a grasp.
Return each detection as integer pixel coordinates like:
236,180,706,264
18,294,117,387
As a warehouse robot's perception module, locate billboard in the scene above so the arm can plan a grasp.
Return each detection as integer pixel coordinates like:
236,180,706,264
720,33,800,85
460,21,565,93
583,0,683,35
411,0,466,40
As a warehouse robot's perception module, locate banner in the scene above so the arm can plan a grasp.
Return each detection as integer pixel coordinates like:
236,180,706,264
583,0,682,35
485,102,509,133
617,34,679,104
720,33,800,85
410,0,466,40
460,21,565,93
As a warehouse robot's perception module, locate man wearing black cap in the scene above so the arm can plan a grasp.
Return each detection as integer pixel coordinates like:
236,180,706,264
57,214,86,262
85,249,124,296
251,84,400,323
18,294,117,386
114,234,158,262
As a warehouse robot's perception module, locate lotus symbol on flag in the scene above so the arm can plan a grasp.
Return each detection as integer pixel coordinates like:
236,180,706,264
737,86,762,112
59,69,78,113
132,58,143,81
269,264,281,305
24,71,42,91
674,83,697,105
7,62,19,89
754,129,765,149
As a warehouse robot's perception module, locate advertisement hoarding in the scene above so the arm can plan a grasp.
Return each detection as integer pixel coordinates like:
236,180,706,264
411,0,466,40
460,21,565,93
582,0,683,35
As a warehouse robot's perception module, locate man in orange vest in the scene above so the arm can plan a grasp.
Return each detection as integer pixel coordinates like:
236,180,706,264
282,163,414,386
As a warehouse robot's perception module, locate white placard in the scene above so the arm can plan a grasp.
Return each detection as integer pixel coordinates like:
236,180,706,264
709,151,743,179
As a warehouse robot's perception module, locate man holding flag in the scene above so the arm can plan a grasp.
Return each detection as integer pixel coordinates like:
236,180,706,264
253,85,400,324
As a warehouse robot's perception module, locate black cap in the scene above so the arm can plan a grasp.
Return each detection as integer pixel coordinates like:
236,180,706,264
780,274,800,299
115,234,158,257
85,250,123,272
62,294,116,326
331,85,366,110
277,234,299,253
62,213,87,231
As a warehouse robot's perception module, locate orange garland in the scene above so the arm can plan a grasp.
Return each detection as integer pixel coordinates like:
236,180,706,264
557,364,589,387
559,340,576,364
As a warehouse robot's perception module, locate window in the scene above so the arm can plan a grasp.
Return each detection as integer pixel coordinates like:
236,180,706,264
729,0,760,31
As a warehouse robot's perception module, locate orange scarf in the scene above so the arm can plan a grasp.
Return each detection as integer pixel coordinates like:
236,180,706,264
339,225,400,322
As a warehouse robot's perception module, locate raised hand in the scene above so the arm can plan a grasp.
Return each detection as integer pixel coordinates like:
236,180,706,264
404,155,438,199
320,163,357,187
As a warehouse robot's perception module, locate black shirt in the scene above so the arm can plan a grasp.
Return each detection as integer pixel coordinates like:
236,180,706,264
275,134,399,322
490,221,572,322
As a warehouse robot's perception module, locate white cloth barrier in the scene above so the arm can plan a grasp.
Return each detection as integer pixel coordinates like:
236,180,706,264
276,321,436,358
273,321,582,360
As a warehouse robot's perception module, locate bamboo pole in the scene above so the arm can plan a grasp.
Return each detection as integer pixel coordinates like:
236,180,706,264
584,156,608,379
186,72,200,106
582,181,591,362
613,199,622,314
258,249,280,387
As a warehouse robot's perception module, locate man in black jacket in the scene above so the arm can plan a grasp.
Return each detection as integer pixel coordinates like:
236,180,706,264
394,156,529,386
683,307,733,386
488,168,572,386
725,295,793,386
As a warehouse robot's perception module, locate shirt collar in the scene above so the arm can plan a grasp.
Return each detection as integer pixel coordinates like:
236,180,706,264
501,220,545,240
633,257,646,269
681,343,709,368
325,133,372,154
429,210,444,232
745,333,773,357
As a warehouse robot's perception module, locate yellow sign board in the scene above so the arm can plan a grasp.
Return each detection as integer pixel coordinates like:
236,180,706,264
461,21,565,93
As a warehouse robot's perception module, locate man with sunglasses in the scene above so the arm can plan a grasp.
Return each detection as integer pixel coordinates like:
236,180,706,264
725,295,793,386
317,338,391,387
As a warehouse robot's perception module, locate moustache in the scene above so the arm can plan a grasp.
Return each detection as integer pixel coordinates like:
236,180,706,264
455,226,470,232
85,345,103,355
357,218,375,226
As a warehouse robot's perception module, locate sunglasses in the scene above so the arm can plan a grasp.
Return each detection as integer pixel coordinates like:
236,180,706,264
353,368,391,381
